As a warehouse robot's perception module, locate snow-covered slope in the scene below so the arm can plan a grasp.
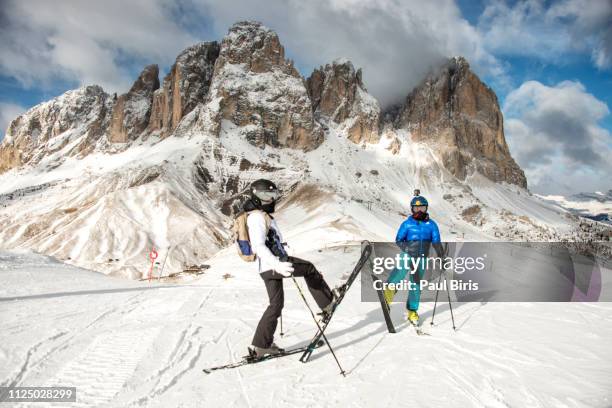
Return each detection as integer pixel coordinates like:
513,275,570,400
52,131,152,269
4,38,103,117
537,190,612,224
2,250,611,407
0,135,229,278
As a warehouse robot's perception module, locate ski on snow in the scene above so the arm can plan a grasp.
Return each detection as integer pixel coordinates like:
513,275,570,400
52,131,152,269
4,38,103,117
299,241,373,363
370,272,397,334
203,341,325,374
410,321,431,336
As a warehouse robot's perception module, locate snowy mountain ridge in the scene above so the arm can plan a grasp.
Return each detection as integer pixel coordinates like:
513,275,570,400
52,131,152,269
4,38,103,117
536,190,612,224
0,21,609,278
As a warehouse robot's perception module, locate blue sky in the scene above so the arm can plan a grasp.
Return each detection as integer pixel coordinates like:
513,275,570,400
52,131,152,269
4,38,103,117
0,0,610,195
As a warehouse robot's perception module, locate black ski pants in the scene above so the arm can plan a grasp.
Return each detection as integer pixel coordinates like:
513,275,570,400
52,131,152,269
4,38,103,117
251,257,333,348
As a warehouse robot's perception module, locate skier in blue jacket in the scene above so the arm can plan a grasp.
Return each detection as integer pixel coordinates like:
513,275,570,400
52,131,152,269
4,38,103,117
384,194,445,325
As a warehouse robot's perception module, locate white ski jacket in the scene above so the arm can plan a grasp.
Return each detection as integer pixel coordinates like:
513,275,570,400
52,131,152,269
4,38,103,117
246,211,284,273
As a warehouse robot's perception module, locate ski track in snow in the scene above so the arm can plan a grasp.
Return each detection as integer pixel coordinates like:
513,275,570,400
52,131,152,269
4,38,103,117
130,289,216,407
2,332,66,389
32,328,161,408
1,291,145,389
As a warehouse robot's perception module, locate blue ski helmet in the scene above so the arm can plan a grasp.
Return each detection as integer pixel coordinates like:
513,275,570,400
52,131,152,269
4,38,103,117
410,195,428,208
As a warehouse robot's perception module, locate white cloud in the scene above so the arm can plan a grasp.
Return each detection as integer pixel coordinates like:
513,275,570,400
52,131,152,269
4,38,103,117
0,0,503,109
0,102,27,142
1,0,608,108
192,0,506,107
478,0,612,69
0,0,198,93
504,80,612,195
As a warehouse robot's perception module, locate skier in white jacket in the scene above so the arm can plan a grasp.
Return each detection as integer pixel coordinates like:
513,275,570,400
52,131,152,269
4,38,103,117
245,179,335,357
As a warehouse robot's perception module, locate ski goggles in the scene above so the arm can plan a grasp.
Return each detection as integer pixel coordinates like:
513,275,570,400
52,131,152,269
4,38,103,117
411,205,427,213
254,189,279,203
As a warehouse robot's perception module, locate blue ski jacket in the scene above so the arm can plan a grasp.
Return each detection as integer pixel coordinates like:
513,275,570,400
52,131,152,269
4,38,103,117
395,216,441,257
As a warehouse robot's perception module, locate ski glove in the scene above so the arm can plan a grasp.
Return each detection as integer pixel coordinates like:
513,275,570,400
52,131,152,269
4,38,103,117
274,260,294,277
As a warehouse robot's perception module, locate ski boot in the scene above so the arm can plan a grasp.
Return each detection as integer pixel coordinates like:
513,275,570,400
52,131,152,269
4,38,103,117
332,284,346,299
249,342,284,358
407,310,419,325
318,285,343,320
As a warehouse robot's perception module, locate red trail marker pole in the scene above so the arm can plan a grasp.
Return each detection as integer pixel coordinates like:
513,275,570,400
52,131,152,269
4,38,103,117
148,248,158,282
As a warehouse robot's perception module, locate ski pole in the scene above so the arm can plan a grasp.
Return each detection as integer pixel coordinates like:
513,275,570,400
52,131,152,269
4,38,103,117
445,272,457,330
430,268,456,330
158,246,172,281
280,312,284,337
290,275,346,376
430,269,443,326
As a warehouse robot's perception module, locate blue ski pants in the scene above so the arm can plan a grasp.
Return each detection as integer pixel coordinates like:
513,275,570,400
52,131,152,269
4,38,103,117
386,253,425,311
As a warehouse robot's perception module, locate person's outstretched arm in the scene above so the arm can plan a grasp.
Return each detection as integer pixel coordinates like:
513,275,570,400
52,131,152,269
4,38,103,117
430,220,445,258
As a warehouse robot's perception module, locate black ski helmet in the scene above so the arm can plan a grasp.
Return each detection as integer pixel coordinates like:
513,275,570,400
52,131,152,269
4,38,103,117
249,179,279,213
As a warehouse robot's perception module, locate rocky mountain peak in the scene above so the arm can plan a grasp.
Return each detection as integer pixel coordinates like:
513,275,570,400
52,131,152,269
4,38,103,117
108,64,159,143
0,85,112,173
217,21,297,76
308,59,359,119
129,64,160,98
147,41,220,138
448,55,470,73
391,56,527,188
307,59,380,144
205,20,323,151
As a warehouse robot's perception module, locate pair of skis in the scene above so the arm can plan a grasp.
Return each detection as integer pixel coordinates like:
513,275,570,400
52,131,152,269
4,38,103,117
202,242,373,374
202,341,324,374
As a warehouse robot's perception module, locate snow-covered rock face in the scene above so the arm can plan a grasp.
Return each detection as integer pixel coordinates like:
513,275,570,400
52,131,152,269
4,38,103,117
148,42,220,138
108,64,160,143
307,60,380,145
218,21,295,74
207,21,323,151
390,57,527,188
0,85,112,173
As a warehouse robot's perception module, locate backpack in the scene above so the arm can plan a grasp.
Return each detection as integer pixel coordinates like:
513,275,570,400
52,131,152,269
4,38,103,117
232,210,272,262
